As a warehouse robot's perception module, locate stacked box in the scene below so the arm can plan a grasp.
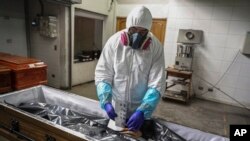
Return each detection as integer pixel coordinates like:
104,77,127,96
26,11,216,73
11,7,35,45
0,65,12,94
0,53,47,90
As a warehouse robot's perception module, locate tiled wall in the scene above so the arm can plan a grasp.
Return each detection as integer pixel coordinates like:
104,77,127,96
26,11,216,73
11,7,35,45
166,0,250,108
117,0,250,108
0,0,27,56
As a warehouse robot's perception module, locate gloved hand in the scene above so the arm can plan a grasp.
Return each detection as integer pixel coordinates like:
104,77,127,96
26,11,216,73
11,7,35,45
126,110,144,131
104,103,117,120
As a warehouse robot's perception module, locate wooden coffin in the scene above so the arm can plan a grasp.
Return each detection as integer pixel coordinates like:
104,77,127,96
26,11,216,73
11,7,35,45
0,86,224,141
0,105,87,141
0,52,11,56
0,54,47,90
0,65,12,94
0,85,107,141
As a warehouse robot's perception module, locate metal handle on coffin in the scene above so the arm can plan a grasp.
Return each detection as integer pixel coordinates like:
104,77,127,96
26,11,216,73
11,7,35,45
9,119,35,141
45,134,56,141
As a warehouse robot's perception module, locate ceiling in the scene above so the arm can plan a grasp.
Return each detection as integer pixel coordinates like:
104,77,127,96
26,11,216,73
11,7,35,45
116,0,169,4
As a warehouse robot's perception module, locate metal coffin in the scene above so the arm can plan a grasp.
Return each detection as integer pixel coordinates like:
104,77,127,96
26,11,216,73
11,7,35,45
0,85,107,141
0,86,228,141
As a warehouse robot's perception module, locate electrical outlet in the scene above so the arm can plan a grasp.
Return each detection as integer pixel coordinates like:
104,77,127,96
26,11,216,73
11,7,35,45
208,87,213,92
6,39,12,43
198,86,203,90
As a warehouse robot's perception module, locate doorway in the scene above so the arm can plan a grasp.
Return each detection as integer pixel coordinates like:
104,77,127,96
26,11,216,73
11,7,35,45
69,9,104,100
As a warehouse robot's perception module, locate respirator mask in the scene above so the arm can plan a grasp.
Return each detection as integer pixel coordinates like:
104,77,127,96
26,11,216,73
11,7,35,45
120,27,151,50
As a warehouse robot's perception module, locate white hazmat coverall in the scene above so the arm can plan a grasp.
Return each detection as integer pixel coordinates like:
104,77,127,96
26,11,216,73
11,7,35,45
95,6,166,120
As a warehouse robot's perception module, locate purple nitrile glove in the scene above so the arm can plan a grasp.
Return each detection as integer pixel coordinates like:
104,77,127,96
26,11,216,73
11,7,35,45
104,103,117,120
126,110,144,131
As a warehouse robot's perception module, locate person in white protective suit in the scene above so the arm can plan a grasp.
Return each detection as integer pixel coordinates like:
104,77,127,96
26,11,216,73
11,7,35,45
95,6,166,132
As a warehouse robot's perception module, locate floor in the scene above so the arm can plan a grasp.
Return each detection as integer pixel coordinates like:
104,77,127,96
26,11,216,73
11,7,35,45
68,82,250,138
67,81,98,100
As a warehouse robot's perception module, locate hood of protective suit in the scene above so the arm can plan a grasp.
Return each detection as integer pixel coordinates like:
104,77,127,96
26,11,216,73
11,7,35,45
126,6,152,30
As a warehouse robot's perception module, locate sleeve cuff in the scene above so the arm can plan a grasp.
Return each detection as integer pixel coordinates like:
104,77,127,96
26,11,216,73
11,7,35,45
96,82,112,109
137,88,160,118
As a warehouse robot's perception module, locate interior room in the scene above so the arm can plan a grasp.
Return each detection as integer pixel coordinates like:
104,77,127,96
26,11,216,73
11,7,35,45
0,0,250,141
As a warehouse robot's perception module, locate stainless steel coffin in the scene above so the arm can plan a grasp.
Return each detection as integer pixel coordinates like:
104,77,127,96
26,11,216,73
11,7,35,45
0,85,186,141
0,85,107,141
0,85,229,141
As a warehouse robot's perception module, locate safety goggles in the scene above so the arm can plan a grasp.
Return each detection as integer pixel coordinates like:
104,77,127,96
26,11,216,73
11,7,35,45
128,27,148,36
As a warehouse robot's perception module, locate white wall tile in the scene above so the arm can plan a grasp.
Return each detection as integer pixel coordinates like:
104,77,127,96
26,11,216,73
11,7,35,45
231,7,250,21
199,70,221,86
172,45,177,55
165,54,175,67
176,6,195,19
238,53,250,64
199,58,223,72
168,6,177,18
0,18,27,56
176,19,193,29
164,57,171,67
164,42,174,54
116,4,134,17
192,20,211,32
226,35,245,49
239,63,250,77
193,78,211,95
202,45,225,60
223,48,239,61
213,86,237,105
148,4,169,18
236,76,250,90
216,86,235,97
169,0,196,7
228,21,250,35
220,61,241,76
234,88,250,108
212,7,233,20
191,74,201,88
192,60,199,71
204,33,227,47
218,74,238,87
192,54,203,66
194,6,213,20
195,0,215,6
234,88,250,100
210,20,230,34
149,0,250,106
234,0,250,6
166,18,177,31
193,47,203,58
166,30,178,43
215,0,235,6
